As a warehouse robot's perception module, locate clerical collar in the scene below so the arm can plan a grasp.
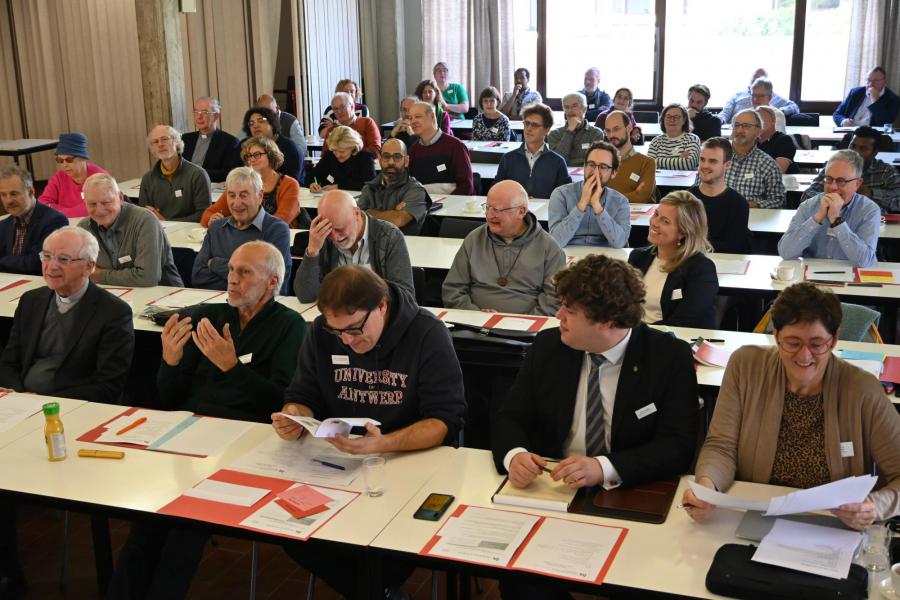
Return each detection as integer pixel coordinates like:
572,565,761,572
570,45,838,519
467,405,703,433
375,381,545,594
55,278,90,310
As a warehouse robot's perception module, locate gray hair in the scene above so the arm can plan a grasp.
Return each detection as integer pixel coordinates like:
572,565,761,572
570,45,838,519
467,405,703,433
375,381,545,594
45,226,100,262
196,96,222,114
237,240,285,292
226,166,263,195
332,92,354,107
826,149,864,179
82,172,120,196
585,67,600,79
413,100,436,120
563,92,587,108
734,108,761,128
147,125,185,154
751,77,773,94
0,164,34,191
757,105,787,133
400,95,418,108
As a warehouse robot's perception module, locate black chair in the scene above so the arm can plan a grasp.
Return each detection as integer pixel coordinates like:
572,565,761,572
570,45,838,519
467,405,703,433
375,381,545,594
785,112,819,127
464,107,479,119
438,217,482,239
412,266,429,306
633,110,660,124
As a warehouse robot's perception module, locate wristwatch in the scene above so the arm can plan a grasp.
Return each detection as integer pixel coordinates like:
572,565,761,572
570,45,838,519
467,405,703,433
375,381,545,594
830,217,845,228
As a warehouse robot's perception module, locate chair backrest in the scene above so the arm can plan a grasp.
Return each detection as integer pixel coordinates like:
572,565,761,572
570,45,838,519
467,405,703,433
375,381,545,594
753,302,883,343
633,110,659,124
412,266,427,306
438,217,482,239
785,112,819,126
790,133,812,150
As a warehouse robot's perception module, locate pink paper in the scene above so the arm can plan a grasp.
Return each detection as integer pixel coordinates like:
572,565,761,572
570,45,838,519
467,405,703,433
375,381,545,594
276,484,333,512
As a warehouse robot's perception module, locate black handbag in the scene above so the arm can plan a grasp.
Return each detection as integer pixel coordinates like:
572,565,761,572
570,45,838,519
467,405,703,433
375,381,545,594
705,543,868,600
447,321,535,366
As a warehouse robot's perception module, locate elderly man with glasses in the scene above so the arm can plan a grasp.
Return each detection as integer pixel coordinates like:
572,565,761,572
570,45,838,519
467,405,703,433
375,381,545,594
721,109,785,208
834,67,900,128
779,150,880,268
138,124,212,222
182,96,240,183
547,92,605,167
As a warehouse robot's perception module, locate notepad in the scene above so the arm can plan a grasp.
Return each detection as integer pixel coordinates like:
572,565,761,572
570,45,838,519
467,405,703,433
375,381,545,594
692,340,733,368
858,269,900,283
183,479,270,507
492,467,576,513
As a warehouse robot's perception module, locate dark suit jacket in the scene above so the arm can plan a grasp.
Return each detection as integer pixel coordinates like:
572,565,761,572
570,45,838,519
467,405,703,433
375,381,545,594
0,282,135,403
833,86,900,128
182,129,240,183
0,203,68,275
628,246,719,329
491,324,699,486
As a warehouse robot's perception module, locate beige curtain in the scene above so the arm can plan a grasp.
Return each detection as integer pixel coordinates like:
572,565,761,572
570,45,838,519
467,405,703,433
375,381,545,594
0,0,24,159
359,0,405,124
845,0,900,105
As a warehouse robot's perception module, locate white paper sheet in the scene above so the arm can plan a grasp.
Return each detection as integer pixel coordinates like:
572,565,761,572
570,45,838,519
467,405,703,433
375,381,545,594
228,436,362,486
239,484,357,539
492,317,537,332
428,506,540,567
94,409,193,446
439,310,492,328
752,519,861,579
150,289,225,308
765,475,877,516
183,479,270,507
152,417,253,456
0,393,48,433
512,518,624,582
688,481,769,512
712,258,750,275
805,267,855,282
278,414,380,438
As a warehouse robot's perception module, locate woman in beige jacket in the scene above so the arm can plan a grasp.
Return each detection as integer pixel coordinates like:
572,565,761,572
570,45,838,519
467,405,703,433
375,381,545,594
683,282,900,529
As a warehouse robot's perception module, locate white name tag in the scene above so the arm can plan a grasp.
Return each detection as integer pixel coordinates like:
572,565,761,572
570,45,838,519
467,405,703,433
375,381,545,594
840,441,854,458
743,173,754,180
326,174,334,183
238,353,253,364
581,143,591,149
436,163,447,173
118,255,132,264
332,355,349,365
635,403,657,419
629,172,640,183
588,104,595,109
175,189,183,197
826,227,838,238
671,288,683,300
491,127,499,134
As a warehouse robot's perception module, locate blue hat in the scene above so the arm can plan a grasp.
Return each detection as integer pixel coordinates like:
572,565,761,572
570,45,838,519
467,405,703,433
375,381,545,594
56,132,89,159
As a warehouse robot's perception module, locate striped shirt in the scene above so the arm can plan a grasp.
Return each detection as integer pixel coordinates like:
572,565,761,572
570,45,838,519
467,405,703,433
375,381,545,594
801,158,900,214
724,146,786,209
647,132,701,170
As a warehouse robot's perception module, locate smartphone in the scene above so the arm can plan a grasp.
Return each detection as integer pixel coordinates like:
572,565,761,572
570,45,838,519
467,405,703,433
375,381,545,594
413,493,455,521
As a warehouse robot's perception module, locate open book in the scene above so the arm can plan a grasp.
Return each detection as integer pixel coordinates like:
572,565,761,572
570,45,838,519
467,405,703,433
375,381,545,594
278,414,381,438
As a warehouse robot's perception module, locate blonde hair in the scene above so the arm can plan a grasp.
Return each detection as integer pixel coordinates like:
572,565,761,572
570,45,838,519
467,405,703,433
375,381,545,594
326,125,363,155
655,191,712,273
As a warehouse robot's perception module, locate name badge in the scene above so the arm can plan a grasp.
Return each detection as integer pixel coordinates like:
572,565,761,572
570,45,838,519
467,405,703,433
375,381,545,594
174,189,183,197
671,288,683,300
436,163,447,173
118,255,132,264
743,173,754,180
81,191,85,199
581,143,591,149
326,174,335,183
491,127,499,134
238,353,253,364
332,355,349,365
635,403,657,419
826,227,838,238
629,172,640,183
588,104,595,109
840,441,854,458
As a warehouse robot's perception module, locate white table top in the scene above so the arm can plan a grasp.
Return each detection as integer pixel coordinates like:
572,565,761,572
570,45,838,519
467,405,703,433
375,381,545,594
0,395,86,451
430,194,549,222
795,149,900,167
471,162,694,188
0,138,59,152
370,447,794,599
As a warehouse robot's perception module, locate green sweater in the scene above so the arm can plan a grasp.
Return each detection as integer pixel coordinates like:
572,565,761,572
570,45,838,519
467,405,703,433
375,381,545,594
157,300,307,421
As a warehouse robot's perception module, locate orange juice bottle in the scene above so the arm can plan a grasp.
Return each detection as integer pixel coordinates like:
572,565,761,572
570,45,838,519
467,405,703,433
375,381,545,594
43,402,66,461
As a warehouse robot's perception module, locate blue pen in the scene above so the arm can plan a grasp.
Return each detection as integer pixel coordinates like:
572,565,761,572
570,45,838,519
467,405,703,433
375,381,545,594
313,458,346,471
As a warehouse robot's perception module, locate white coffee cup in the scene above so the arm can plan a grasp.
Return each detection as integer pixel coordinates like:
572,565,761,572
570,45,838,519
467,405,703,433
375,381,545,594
465,199,481,213
891,562,900,592
776,265,795,281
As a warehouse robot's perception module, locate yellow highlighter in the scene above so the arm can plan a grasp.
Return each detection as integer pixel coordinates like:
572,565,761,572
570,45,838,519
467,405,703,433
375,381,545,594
77,449,125,459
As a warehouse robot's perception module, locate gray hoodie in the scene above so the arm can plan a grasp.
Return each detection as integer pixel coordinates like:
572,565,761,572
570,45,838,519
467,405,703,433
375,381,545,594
442,212,565,315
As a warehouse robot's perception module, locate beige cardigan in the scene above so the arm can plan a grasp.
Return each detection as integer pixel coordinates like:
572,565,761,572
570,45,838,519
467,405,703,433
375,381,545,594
696,345,900,519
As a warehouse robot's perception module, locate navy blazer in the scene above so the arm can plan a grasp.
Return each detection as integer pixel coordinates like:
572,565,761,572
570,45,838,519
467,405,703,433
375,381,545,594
495,144,572,199
491,324,699,486
0,282,135,403
628,246,719,329
182,129,240,183
0,203,67,275
833,86,900,128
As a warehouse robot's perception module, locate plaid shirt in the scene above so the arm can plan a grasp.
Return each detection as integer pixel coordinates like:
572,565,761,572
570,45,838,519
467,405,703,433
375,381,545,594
801,158,900,214
724,146,786,209
11,205,36,256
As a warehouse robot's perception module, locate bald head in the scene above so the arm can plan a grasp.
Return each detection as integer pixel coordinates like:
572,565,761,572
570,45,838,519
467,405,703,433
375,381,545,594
257,94,277,111
489,180,528,208
317,191,363,250
485,180,528,239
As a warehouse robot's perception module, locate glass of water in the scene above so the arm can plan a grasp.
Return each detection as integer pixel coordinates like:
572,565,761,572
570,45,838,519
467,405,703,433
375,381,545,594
861,523,890,572
363,456,386,497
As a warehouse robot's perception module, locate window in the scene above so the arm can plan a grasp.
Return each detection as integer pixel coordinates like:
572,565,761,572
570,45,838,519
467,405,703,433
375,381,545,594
511,0,538,89
663,0,796,108
800,0,853,101
544,0,656,100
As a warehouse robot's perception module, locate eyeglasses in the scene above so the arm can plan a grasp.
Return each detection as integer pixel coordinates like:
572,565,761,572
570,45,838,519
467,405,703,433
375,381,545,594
38,252,86,266
562,103,583,111
732,122,759,130
481,203,523,214
245,151,267,161
776,336,834,355
55,156,77,164
381,152,405,162
585,161,613,172
323,310,372,338
247,118,268,127
823,176,859,187
150,136,174,145
193,110,215,117
664,114,683,121
522,120,546,130
750,93,771,100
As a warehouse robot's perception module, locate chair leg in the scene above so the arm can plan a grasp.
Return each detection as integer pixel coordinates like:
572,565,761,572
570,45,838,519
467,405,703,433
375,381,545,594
306,573,316,600
431,570,439,600
59,510,69,589
474,576,483,593
249,541,259,600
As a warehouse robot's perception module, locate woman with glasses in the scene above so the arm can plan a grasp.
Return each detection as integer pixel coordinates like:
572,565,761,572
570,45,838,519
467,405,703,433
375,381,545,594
627,190,718,328
472,86,513,142
647,103,701,170
306,126,375,193
241,107,303,183
414,79,453,136
38,132,107,217
200,136,310,229
683,282,900,529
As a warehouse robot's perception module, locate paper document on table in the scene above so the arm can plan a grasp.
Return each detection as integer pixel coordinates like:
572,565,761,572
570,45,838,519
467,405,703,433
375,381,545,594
804,266,855,282
512,518,626,583
0,393,48,433
440,310,492,328
492,317,538,332
712,258,750,275
239,484,357,540
427,505,540,566
94,409,193,445
857,269,898,283
278,414,380,438
843,359,884,379
149,289,226,308
765,475,877,516
228,436,362,486
752,519,861,579
183,479,270,507
688,481,769,512
159,221,182,230
150,417,253,456
493,467,576,513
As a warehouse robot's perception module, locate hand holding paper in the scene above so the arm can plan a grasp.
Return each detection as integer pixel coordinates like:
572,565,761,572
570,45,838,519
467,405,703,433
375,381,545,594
276,414,381,438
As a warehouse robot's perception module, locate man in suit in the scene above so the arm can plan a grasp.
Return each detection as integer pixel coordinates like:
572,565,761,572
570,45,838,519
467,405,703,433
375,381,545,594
0,226,134,404
492,253,698,490
834,67,900,129
0,164,67,275
182,96,240,183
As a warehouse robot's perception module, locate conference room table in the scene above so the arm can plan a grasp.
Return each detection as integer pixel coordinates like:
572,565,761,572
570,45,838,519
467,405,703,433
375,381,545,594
794,148,900,168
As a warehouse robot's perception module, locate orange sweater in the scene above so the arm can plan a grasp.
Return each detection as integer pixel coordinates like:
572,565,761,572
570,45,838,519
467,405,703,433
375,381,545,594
201,174,302,228
322,116,382,156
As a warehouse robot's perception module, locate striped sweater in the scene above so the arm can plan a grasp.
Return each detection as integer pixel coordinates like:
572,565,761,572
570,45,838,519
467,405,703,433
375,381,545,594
647,132,701,170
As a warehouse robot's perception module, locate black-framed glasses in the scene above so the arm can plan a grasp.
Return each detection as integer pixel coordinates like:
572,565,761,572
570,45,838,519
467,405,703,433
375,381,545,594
585,161,613,172
776,336,834,355
323,310,372,338
823,176,859,187
245,151,267,161
522,120,546,130
38,252,86,266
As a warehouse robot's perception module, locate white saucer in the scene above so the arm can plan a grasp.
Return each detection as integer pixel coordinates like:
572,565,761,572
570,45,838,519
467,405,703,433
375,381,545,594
880,577,899,599
769,270,794,284
462,209,483,216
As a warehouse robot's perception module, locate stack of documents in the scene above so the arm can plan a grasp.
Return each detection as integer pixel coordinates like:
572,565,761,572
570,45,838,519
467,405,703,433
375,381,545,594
837,349,885,379
492,468,576,512
228,435,364,486
0,393,49,433
692,339,733,368
753,519,862,579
